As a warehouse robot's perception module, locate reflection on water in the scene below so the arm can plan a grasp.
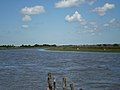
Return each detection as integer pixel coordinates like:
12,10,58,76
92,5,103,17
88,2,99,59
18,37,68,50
0,49,120,90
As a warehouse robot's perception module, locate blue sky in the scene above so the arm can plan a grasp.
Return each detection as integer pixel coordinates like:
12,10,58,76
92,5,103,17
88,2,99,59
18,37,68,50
0,0,120,45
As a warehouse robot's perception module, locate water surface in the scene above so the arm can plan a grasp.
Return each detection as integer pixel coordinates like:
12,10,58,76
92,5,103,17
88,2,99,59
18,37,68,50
0,49,120,90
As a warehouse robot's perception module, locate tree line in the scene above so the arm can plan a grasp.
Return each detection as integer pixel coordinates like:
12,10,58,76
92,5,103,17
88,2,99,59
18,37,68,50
0,44,120,48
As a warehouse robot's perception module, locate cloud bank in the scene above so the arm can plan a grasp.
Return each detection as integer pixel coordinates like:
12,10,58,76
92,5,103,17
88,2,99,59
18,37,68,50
65,11,103,35
86,0,97,5
92,3,115,16
21,5,45,22
55,0,97,8
55,0,84,8
21,6,45,15
104,18,120,29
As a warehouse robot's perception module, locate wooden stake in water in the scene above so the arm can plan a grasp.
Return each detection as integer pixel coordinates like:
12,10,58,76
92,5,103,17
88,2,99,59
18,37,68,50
63,77,67,90
70,83,74,90
53,76,56,90
48,73,52,90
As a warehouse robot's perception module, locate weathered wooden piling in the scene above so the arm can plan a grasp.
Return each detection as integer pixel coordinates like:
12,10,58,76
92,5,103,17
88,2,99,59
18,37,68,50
47,73,82,90
70,83,74,90
63,77,67,90
53,76,56,90
48,73,52,90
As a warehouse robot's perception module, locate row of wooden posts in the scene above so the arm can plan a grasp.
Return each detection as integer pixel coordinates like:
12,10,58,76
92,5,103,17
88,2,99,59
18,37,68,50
47,73,83,90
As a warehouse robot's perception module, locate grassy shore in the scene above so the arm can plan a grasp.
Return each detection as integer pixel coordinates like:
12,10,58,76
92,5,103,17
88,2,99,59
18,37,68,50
46,46,120,53
0,44,120,53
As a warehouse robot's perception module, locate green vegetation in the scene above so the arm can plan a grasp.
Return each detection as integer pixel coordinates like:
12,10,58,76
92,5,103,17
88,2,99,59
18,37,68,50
0,44,57,50
47,45,120,52
0,44,120,52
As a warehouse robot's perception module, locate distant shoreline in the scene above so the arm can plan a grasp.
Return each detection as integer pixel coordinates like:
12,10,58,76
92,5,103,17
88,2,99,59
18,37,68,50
46,48,120,53
0,47,120,53
0,44,120,52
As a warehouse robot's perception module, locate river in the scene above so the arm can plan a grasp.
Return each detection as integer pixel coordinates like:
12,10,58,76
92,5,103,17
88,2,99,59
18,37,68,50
0,49,120,90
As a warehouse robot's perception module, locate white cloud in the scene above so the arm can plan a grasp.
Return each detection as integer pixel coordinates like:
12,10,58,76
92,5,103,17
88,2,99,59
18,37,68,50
55,0,97,8
65,11,86,24
103,18,116,27
90,22,98,30
55,0,85,8
22,25,29,28
85,21,99,33
104,18,116,27
65,12,101,35
103,18,120,29
103,23,109,27
109,18,115,23
21,5,45,22
22,15,31,22
86,0,97,5
79,20,101,35
21,6,45,15
92,3,115,16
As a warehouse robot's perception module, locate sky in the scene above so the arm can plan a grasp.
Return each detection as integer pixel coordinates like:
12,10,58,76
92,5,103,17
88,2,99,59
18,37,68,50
0,0,120,45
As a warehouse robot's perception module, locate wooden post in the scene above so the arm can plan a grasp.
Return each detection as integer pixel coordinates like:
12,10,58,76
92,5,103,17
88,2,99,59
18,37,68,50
70,83,74,90
48,73,52,90
63,77,67,90
53,76,56,90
